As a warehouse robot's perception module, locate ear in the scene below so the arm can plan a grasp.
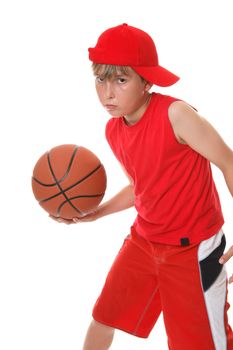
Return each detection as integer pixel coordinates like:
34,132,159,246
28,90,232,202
144,81,153,92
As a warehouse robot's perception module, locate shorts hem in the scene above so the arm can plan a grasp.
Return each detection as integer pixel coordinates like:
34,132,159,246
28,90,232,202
92,314,149,339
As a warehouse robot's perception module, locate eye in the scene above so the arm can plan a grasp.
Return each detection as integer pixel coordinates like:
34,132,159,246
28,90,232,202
95,76,105,83
117,77,127,84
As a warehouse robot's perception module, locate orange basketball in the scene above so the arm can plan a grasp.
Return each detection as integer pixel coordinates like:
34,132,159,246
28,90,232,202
32,144,107,219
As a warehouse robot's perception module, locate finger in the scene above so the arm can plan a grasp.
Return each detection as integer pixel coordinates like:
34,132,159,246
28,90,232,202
49,214,73,224
73,218,80,223
49,214,60,222
228,274,233,284
219,256,225,264
219,246,233,264
73,217,89,223
73,213,93,222
59,218,74,225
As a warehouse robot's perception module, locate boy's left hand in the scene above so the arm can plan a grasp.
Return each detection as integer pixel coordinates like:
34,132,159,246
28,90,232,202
219,246,233,284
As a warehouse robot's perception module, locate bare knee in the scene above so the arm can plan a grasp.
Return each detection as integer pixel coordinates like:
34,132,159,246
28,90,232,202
91,319,114,332
83,319,115,350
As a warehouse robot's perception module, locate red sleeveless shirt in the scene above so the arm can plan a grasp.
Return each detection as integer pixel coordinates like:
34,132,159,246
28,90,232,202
105,93,224,245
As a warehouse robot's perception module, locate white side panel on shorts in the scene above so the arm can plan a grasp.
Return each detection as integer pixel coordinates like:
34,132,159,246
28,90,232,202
198,230,227,350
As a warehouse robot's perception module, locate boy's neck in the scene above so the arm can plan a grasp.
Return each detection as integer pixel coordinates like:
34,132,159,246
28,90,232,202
124,93,152,126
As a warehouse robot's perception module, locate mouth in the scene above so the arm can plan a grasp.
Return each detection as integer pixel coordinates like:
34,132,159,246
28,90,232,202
105,104,117,111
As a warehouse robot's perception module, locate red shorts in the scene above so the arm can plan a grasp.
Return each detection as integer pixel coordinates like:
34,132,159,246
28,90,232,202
93,227,233,350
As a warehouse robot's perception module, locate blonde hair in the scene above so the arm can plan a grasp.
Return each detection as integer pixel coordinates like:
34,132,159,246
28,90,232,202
92,63,131,77
92,63,147,83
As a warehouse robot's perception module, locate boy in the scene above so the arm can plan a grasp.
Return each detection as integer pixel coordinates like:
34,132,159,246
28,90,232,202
54,24,233,349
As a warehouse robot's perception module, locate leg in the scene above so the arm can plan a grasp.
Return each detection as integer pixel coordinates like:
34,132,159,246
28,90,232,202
92,230,162,338
82,319,115,350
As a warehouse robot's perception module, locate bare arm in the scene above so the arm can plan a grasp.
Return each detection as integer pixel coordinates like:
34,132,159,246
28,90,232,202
169,101,233,196
84,184,134,220
77,164,135,222
169,101,233,281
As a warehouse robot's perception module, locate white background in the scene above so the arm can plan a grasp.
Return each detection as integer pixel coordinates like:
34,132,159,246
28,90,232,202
0,0,233,349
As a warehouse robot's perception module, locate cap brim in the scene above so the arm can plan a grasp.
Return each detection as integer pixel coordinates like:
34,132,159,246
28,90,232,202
131,65,179,87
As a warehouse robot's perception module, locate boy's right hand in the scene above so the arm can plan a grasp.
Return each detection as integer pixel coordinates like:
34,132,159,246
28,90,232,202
49,209,100,225
49,214,76,225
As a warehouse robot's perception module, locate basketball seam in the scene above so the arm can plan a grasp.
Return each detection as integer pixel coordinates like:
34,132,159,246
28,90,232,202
57,193,104,216
40,164,104,204
46,147,83,216
32,147,79,186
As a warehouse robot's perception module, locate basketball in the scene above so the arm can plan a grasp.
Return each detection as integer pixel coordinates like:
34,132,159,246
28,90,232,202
31,144,107,220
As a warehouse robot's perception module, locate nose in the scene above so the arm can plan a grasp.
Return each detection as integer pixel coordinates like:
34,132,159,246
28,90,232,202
105,81,115,100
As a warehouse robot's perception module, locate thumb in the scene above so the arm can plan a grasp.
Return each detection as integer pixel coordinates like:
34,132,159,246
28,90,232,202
219,245,233,264
219,255,227,264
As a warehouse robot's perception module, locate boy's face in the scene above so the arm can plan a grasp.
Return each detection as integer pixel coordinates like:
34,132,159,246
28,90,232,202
94,67,151,125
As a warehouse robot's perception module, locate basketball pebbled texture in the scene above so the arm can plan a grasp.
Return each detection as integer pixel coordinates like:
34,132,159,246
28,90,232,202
32,144,107,219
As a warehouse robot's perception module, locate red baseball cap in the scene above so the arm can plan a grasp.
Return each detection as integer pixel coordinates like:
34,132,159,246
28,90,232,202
88,23,179,87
